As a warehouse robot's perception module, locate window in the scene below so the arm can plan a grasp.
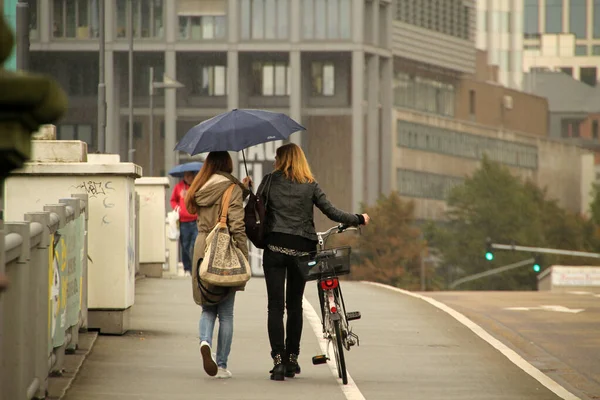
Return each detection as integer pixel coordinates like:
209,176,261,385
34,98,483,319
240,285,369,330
191,66,227,96
593,120,599,139
393,72,455,117
116,0,164,39
125,121,143,139
396,121,539,170
593,45,600,55
524,0,539,37
58,124,94,147
68,58,99,96
570,0,587,39
311,62,335,96
595,0,600,38
135,64,165,96
397,169,464,201
251,62,291,96
303,0,351,40
469,90,476,116
580,67,598,86
53,0,99,38
545,0,563,33
561,119,583,137
560,67,573,76
394,0,471,40
240,0,289,40
27,0,39,40
178,0,226,40
179,16,226,40
575,45,588,56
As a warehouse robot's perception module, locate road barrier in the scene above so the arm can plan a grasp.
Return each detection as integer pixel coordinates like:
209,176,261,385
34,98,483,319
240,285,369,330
0,194,89,400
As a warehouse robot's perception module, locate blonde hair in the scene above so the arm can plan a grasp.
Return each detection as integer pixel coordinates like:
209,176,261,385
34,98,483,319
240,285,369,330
274,143,315,183
184,152,233,214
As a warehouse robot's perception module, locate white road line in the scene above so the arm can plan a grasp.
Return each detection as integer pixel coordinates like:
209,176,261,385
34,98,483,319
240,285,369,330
303,296,367,400
361,281,581,400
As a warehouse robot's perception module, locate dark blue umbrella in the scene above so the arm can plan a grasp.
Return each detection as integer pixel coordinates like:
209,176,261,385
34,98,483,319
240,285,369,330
174,109,305,155
167,161,203,178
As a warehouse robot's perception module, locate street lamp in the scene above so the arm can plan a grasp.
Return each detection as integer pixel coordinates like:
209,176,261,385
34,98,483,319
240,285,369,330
148,67,184,176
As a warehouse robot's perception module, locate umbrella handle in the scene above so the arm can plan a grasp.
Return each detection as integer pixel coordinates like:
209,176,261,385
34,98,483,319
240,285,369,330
242,149,250,181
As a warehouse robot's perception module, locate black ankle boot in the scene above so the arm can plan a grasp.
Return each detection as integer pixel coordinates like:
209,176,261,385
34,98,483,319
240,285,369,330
285,353,301,378
270,353,285,381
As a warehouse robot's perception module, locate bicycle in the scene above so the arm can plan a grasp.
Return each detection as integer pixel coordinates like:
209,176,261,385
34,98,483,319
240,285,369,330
297,223,361,385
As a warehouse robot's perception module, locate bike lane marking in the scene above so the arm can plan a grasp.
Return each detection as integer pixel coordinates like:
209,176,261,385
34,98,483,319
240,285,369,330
303,295,367,400
361,281,580,400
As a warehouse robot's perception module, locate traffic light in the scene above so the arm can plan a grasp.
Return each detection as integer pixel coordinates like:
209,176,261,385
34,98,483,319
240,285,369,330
485,238,494,261
532,255,542,273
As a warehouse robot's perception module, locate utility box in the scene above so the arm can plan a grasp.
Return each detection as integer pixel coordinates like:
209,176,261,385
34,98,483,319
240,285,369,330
3,141,142,334
135,177,170,278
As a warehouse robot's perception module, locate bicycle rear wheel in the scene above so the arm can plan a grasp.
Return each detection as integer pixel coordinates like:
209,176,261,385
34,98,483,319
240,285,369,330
333,319,348,384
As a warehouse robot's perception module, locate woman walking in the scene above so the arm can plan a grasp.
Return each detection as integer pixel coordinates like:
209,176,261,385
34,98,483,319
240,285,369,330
170,170,198,277
185,151,250,379
256,143,370,381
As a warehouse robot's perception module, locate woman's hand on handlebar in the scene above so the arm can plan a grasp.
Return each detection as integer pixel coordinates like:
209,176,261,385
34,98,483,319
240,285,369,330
362,214,370,225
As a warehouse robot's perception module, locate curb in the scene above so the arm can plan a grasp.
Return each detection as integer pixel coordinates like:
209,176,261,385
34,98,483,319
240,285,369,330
46,331,99,400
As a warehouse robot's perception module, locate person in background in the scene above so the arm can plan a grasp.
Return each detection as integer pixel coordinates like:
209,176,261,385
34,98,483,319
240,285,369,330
170,170,198,277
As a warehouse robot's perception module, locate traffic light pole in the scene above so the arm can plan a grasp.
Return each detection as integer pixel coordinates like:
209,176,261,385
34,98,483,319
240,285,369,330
450,258,535,289
491,243,600,259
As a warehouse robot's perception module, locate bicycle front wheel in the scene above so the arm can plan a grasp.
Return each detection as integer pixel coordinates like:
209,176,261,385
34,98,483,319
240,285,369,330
333,319,348,384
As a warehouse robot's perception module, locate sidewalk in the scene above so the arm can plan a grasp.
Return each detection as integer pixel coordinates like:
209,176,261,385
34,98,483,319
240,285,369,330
61,277,347,400
61,277,568,400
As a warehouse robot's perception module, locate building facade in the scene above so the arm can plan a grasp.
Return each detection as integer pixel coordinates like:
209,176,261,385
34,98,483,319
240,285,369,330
24,0,594,226
522,0,600,86
27,0,395,217
476,0,525,90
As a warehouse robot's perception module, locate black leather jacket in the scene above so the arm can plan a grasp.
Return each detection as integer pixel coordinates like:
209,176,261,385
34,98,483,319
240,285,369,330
257,170,362,242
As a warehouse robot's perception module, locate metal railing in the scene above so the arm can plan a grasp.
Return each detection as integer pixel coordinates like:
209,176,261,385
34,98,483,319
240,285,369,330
0,194,89,400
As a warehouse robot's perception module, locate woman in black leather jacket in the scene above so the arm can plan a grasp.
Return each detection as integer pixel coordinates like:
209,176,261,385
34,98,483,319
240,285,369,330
256,143,370,381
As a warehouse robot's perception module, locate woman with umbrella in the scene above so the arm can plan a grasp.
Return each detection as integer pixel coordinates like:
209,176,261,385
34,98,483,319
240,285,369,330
169,162,203,277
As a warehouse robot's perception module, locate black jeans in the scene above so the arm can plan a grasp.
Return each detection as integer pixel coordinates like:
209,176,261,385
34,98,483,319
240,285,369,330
263,249,307,358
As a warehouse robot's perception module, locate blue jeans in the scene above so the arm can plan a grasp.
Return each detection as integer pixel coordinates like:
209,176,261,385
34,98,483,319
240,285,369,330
199,292,236,369
179,221,198,273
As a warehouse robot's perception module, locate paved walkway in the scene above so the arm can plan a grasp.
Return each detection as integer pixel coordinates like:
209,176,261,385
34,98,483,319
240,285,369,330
62,277,567,400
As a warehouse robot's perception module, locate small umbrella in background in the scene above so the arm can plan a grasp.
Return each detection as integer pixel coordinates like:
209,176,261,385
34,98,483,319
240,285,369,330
167,161,203,178
174,109,305,176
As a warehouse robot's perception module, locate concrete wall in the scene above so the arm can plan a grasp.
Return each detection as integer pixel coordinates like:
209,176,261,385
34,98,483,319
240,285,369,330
455,78,549,137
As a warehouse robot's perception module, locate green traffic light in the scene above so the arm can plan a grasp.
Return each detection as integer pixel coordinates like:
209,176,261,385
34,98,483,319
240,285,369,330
533,264,541,272
485,252,494,261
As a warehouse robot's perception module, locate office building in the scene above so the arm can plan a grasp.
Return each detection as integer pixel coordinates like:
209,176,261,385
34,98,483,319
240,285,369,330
476,0,525,89
523,0,600,86
25,0,594,224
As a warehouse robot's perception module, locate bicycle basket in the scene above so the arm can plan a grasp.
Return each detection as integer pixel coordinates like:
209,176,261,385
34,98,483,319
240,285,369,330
297,246,352,281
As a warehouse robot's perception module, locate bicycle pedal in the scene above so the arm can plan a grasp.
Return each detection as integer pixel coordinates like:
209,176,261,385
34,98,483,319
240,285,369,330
347,311,361,321
312,354,329,365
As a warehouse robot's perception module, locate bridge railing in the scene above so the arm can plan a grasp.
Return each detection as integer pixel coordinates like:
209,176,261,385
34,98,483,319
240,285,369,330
0,194,89,400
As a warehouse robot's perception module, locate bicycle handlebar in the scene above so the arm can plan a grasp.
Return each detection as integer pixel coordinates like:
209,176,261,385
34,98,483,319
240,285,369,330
317,223,359,239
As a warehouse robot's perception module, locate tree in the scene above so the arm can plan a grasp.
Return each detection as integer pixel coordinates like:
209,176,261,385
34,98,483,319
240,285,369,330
333,192,426,290
426,156,599,291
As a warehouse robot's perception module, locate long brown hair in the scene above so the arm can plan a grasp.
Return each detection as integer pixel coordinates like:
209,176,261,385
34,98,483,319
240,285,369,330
184,151,233,214
274,143,315,183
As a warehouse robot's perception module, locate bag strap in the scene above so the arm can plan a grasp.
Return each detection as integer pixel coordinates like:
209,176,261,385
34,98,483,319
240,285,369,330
219,184,236,227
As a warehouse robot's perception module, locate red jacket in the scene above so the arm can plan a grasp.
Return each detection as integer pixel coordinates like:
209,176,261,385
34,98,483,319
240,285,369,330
170,181,197,223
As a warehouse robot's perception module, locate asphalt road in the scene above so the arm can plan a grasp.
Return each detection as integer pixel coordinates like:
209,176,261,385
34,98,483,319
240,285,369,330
62,278,573,400
426,289,600,400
